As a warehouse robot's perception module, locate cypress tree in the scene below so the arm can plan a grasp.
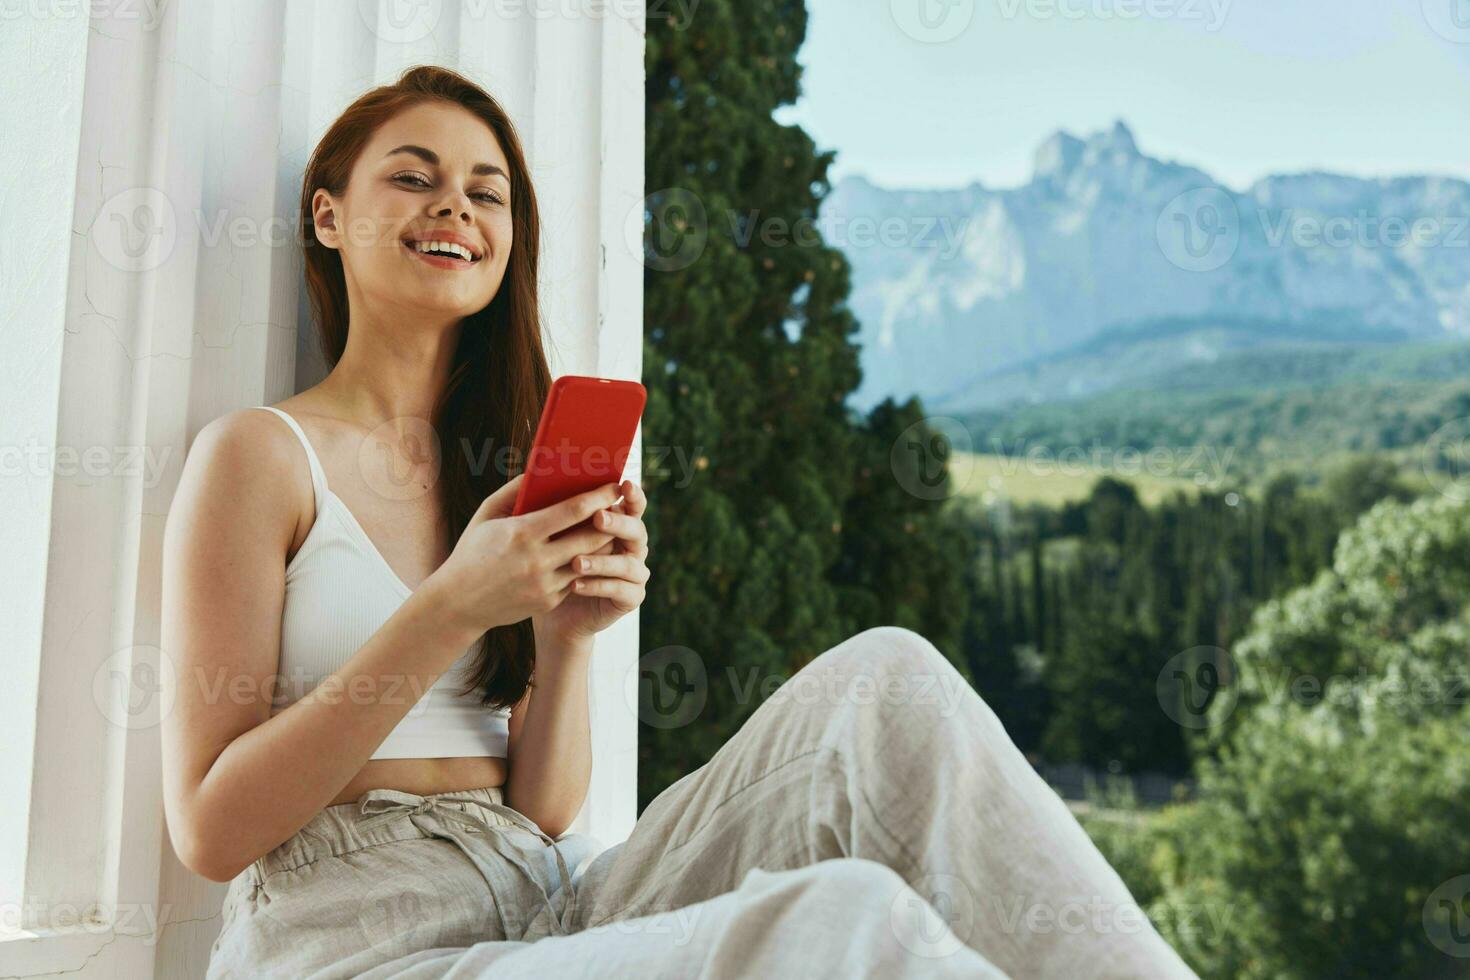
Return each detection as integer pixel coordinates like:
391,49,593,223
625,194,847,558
638,0,972,809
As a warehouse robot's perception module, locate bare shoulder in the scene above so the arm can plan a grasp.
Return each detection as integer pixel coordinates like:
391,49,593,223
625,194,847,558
165,407,307,558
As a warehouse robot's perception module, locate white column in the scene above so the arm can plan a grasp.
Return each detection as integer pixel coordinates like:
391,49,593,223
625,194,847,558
0,2,646,977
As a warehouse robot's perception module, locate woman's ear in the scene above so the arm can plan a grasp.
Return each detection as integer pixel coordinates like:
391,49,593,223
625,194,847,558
311,188,340,250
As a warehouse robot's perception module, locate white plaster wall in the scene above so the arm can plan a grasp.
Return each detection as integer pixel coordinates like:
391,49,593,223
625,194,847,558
0,2,646,977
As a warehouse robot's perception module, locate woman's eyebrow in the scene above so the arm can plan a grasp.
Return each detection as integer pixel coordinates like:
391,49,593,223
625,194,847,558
384,144,507,179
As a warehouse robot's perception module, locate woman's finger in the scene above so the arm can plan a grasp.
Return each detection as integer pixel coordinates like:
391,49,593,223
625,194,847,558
570,576,644,611
593,508,647,552
618,479,648,519
574,552,650,584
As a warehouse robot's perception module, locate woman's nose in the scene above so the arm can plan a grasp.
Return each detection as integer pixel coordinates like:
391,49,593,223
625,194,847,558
430,189,472,221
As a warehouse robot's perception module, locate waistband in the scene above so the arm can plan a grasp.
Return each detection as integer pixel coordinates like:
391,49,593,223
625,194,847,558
245,785,517,885
243,784,580,937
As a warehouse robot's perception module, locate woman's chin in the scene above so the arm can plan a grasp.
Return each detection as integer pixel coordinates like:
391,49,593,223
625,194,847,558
384,284,494,320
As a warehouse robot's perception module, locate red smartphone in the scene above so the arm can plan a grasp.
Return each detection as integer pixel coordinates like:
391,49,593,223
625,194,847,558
511,375,647,520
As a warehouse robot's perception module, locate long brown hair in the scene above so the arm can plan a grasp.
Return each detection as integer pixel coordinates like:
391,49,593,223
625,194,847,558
298,64,550,710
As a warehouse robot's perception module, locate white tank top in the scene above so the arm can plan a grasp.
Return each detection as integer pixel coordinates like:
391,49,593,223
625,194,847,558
255,406,510,760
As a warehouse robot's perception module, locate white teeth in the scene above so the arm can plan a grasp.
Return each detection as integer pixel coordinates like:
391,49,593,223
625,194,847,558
410,239,476,261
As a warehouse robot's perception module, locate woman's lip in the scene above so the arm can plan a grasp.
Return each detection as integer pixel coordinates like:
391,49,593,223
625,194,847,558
401,240,480,270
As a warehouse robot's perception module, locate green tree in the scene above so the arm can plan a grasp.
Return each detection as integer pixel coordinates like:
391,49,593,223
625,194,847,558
638,0,974,809
1090,486,1470,978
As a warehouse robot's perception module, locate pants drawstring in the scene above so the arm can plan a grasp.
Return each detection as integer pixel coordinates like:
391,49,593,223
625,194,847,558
357,788,577,938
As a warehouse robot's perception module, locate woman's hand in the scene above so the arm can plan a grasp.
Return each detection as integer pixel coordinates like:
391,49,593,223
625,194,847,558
428,475,624,637
535,478,649,642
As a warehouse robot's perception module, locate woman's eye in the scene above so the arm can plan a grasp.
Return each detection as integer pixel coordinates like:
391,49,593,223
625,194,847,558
391,173,503,206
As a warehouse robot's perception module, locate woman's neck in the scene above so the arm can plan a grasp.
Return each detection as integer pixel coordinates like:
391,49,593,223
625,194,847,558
317,312,465,427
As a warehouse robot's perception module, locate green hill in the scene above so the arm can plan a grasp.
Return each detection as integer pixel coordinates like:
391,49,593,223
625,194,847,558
968,374,1470,481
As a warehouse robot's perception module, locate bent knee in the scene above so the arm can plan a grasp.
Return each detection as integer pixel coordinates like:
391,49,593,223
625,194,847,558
833,626,1006,727
803,857,910,902
842,625,957,683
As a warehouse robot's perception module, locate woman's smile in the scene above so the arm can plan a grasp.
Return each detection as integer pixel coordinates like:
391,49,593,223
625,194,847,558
401,230,486,272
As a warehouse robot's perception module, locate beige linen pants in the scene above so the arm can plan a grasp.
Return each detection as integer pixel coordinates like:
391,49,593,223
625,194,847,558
207,626,1198,979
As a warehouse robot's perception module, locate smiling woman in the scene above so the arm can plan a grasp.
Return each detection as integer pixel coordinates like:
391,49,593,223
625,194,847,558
159,60,1194,980
2,0,650,971
156,65,649,976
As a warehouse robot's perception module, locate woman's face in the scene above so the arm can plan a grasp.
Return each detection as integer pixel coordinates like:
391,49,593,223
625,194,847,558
313,100,515,323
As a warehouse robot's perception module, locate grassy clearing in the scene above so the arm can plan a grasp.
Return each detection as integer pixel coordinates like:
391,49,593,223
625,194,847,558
949,449,1205,507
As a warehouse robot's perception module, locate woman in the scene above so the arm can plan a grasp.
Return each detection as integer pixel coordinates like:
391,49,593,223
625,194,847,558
161,65,1197,979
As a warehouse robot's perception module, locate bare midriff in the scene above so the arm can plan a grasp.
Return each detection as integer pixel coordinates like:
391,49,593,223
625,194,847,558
329,756,509,806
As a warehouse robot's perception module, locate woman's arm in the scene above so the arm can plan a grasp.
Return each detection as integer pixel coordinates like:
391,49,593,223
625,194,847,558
502,624,595,838
502,481,650,837
160,410,482,882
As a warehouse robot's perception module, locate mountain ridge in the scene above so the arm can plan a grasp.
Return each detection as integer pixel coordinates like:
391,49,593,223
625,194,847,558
822,122,1470,413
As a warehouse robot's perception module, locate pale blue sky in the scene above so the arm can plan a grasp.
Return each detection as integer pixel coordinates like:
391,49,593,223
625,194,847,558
774,0,1470,191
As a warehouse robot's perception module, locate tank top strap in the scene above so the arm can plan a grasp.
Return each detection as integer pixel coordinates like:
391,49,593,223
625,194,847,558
255,406,328,514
